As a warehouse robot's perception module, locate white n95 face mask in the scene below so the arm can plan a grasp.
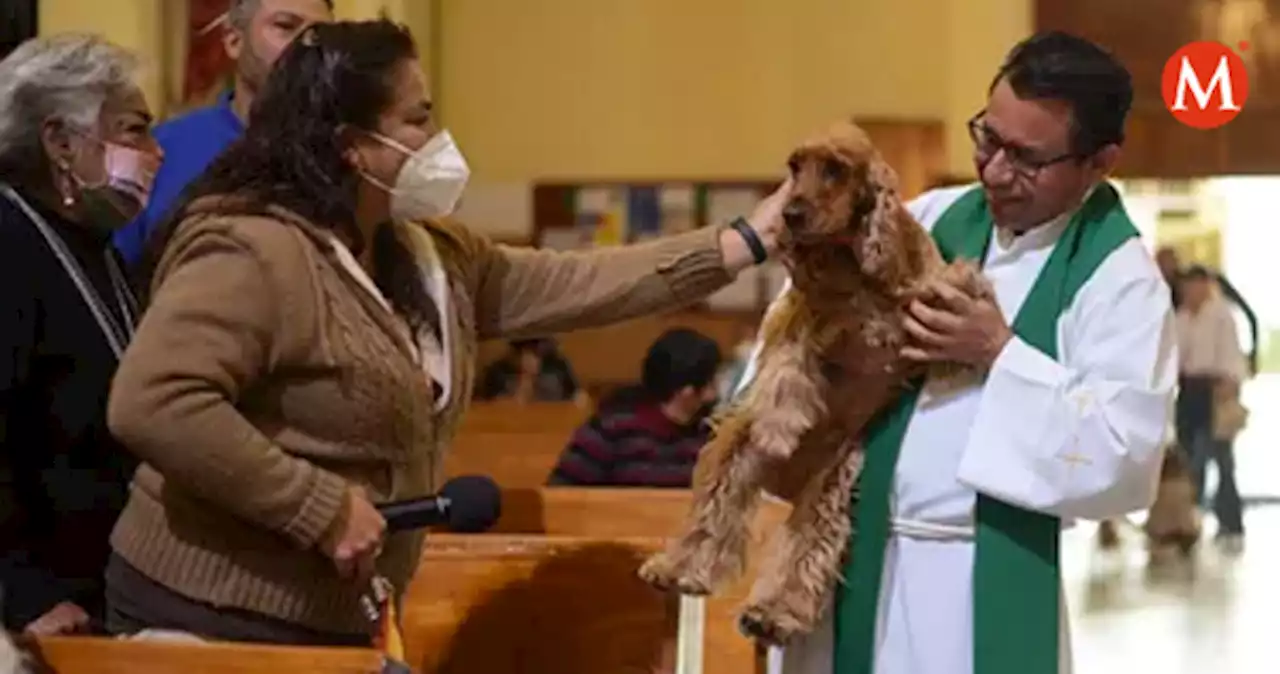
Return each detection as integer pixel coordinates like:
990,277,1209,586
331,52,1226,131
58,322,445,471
363,130,471,220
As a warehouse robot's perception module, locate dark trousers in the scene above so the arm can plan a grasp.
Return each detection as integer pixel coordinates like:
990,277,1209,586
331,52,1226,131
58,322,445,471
103,554,370,647
1176,376,1244,536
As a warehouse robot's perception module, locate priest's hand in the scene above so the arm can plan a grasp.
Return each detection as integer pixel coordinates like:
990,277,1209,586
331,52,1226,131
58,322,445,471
901,280,1012,368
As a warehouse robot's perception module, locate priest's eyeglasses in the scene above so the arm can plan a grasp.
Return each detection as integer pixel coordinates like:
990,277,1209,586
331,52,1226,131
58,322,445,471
967,113,1081,180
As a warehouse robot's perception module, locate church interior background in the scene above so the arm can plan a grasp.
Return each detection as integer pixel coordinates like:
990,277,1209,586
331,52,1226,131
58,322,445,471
9,0,1280,671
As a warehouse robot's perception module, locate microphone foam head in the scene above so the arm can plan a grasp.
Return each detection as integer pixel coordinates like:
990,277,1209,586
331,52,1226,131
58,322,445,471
439,475,502,533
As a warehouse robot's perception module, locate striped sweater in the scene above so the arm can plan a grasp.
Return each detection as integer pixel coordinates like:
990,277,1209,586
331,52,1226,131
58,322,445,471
547,400,708,488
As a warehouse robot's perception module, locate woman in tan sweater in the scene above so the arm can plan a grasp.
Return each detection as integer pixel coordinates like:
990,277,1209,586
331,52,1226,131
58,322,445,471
103,20,787,645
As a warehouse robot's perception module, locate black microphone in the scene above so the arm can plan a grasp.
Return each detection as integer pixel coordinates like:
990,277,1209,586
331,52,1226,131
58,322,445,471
376,474,502,533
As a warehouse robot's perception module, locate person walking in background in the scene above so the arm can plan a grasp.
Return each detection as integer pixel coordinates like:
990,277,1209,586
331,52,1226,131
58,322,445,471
548,329,723,488
113,0,334,267
1175,265,1249,552
0,34,161,635
1157,246,1258,373
1098,245,1260,551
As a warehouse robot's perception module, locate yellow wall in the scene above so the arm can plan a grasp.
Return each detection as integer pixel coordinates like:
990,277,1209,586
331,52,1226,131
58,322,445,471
39,0,166,116
942,0,1034,179
333,0,399,20
435,0,1030,182
437,0,938,181
37,0,1030,181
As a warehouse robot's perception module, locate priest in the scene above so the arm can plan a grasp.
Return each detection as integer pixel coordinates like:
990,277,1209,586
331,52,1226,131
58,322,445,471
751,31,1177,674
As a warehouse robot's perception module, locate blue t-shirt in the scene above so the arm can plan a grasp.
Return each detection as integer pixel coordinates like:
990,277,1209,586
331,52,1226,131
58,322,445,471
114,92,244,267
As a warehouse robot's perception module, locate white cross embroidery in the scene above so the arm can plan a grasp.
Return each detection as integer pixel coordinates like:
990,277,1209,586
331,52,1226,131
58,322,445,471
1058,391,1095,472
1058,424,1094,476
1060,452,1092,469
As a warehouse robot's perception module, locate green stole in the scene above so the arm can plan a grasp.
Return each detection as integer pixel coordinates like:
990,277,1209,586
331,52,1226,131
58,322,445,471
830,183,1138,674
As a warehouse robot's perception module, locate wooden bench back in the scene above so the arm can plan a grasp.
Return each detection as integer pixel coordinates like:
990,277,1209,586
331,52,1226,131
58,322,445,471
443,401,588,488
443,430,571,488
403,535,676,674
492,487,709,535
26,636,383,674
456,401,590,434
462,489,790,674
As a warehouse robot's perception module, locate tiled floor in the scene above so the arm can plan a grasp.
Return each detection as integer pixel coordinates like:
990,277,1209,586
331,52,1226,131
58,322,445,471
1065,515,1273,674
1066,374,1278,674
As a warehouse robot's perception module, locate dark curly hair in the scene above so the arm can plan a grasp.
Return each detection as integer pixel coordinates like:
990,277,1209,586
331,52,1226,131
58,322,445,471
641,328,722,402
142,19,438,336
992,31,1133,155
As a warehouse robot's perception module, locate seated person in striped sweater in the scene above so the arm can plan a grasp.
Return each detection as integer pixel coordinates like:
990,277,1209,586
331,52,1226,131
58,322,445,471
548,329,723,487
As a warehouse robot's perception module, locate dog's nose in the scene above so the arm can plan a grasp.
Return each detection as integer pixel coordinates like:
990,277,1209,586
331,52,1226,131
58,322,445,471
782,202,807,229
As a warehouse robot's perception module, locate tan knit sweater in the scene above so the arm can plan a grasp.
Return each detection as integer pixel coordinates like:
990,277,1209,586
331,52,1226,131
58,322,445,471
106,200,733,635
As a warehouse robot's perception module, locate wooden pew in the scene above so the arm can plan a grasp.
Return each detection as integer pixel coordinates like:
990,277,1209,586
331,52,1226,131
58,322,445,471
403,535,678,674
438,411,791,672
485,488,790,674
456,401,590,435
27,636,383,673
444,430,572,488
490,486,726,535
444,401,589,488
409,488,788,673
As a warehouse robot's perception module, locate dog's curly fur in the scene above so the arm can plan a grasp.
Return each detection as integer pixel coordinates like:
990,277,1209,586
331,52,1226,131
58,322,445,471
639,119,995,645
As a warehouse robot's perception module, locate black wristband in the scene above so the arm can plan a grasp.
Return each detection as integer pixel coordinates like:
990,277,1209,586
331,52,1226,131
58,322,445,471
730,217,767,265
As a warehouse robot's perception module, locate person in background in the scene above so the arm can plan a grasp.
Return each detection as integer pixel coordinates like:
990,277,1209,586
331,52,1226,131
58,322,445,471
475,338,583,404
1098,245,1251,550
0,34,160,635
548,329,722,488
102,20,786,644
112,0,333,266
1157,246,1258,373
1176,265,1249,552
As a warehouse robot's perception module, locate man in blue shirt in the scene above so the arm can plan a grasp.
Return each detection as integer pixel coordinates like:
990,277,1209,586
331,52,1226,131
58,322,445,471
115,0,333,266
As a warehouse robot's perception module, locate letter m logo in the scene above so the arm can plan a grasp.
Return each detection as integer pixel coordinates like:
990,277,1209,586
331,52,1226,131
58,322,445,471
1172,55,1241,111
1163,41,1250,129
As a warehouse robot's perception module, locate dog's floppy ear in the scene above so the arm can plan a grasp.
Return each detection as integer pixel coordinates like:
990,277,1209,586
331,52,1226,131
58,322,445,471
857,155,906,282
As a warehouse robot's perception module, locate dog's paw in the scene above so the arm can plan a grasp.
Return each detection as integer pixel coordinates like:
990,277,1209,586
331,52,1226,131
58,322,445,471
638,554,678,589
738,602,808,647
638,554,713,595
674,575,713,596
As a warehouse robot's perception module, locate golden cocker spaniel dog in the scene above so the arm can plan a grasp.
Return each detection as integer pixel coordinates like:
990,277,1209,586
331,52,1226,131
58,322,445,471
639,118,994,645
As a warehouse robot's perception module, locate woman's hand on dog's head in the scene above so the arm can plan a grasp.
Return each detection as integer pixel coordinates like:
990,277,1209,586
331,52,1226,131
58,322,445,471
719,177,793,272
747,177,793,251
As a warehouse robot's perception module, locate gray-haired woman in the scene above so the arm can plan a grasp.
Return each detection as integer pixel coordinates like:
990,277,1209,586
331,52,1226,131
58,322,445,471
0,33,161,636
